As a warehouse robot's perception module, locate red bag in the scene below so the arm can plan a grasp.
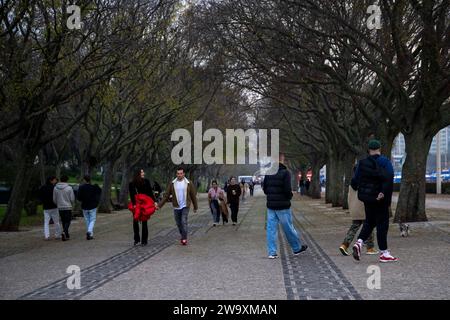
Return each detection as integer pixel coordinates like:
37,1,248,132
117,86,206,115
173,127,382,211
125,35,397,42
128,194,156,222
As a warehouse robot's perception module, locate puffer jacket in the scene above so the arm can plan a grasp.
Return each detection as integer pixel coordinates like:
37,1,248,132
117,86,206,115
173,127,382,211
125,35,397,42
262,163,293,210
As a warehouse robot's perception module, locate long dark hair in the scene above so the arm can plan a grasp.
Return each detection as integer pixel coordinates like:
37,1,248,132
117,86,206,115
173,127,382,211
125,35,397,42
132,169,145,187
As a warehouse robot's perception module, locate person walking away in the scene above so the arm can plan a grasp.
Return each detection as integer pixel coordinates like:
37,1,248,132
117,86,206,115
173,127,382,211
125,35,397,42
351,140,398,263
157,167,198,245
208,180,224,226
305,179,310,194
129,169,156,246
77,175,102,240
53,175,75,241
249,180,254,196
263,153,308,259
226,177,241,225
299,178,305,195
39,176,61,240
339,167,377,255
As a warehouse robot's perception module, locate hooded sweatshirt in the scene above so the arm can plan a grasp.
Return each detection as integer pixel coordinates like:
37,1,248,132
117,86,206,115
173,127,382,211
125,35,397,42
53,183,75,210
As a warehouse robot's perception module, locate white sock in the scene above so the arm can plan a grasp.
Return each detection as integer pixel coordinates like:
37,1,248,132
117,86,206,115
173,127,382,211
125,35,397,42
356,239,363,245
381,250,389,255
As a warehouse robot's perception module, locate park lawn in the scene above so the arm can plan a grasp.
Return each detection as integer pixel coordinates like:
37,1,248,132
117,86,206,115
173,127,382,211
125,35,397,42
0,205,45,227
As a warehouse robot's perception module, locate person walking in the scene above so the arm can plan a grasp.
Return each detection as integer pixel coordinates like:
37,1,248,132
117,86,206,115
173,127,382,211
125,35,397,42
351,140,398,263
226,176,241,225
53,175,75,241
299,178,305,195
208,180,225,226
77,175,102,240
153,181,163,202
39,176,61,240
129,169,156,246
339,167,377,255
249,180,254,196
157,167,198,245
263,154,308,259
240,179,246,201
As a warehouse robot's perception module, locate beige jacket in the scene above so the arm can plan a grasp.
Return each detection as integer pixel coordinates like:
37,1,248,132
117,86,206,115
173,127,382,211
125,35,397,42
348,187,365,220
158,177,198,211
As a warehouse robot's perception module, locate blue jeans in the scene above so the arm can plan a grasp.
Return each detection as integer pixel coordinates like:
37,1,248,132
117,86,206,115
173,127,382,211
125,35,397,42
174,207,189,240
83,208,97,235
266,208,302,256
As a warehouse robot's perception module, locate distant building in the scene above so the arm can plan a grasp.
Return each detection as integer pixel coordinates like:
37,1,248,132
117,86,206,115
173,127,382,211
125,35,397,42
391,126,450,173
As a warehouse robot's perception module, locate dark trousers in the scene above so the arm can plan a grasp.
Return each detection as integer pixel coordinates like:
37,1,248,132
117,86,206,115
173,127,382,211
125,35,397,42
230,203,239,223
358,201,390,251
59,210,72,237
133,220,148,244
174,207,189,240
249,188,254,196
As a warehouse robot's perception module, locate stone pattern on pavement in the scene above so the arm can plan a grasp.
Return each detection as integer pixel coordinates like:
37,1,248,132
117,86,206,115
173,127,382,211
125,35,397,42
20,210,213,300
279,217,362,300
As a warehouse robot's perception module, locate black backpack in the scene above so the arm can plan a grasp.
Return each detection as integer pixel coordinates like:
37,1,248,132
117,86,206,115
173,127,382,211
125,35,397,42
357,157,384,203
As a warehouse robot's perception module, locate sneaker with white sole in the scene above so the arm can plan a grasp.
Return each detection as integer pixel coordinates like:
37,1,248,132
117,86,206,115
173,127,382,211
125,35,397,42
268,254,278,259
352,242,362,261
379,252,399,263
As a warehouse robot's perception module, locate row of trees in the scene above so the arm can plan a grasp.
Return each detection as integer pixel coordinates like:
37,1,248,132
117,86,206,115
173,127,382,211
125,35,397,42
188,0,450,222
0,0,253,230
1,0,448,230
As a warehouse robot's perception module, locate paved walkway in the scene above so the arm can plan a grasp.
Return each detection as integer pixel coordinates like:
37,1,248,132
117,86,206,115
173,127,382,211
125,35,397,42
0,186,449,300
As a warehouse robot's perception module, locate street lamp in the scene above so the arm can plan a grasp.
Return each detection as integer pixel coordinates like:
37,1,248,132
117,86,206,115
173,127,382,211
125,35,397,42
437,130,442,194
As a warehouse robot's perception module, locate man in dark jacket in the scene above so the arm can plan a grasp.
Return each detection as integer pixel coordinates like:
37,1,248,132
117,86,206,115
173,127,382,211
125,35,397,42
38,176,61,240
77,175,102,240
262,154,308,259
351,140,398,263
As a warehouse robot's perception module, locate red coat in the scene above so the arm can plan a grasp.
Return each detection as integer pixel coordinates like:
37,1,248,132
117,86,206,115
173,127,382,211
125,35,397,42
128,194,156,222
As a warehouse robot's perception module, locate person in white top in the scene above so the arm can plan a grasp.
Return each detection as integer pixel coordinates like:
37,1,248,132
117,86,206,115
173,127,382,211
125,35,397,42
157,167,198,245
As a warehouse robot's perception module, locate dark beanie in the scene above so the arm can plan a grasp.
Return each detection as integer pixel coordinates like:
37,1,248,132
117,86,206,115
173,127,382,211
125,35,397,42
368,139,381,150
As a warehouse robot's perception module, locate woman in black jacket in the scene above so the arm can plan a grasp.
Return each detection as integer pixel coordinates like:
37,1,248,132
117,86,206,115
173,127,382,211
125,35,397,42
129,169,156,246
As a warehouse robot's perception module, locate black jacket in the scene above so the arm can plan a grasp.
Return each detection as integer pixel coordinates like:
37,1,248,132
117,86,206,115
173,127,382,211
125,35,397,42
351,155,394,205
129,179,156,205
226,184,241,205
262,163,293,210
38,184,57,210
77,183,102,210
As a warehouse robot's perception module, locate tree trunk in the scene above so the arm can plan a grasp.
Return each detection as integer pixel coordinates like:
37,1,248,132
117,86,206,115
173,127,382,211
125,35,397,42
342,153,356,210
118,163,130,208
38,149,46,186
329,155,344,207
394,131,433,222
325,163,331,204
98,161,114,213
0,152,35,231
309,165,322,199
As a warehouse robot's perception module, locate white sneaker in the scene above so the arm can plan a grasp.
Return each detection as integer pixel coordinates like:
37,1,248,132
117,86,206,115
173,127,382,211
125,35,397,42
352,241,362,261
268,254,278,259
379,251,399,263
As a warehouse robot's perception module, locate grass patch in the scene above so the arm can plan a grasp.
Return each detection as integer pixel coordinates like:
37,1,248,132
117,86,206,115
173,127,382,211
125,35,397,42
0,205,44,227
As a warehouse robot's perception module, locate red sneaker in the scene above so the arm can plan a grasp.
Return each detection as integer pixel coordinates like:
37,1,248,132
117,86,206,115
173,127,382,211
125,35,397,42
379,252,399,263
181,239,187,246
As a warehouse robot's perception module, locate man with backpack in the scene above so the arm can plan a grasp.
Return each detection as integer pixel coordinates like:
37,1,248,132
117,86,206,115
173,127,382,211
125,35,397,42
77,175,102,240
351,140,398,263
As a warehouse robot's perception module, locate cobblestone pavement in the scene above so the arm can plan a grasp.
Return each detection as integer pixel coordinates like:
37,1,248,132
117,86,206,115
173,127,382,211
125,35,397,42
2,187,449,300
19,209,213,300
279,217,362,300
